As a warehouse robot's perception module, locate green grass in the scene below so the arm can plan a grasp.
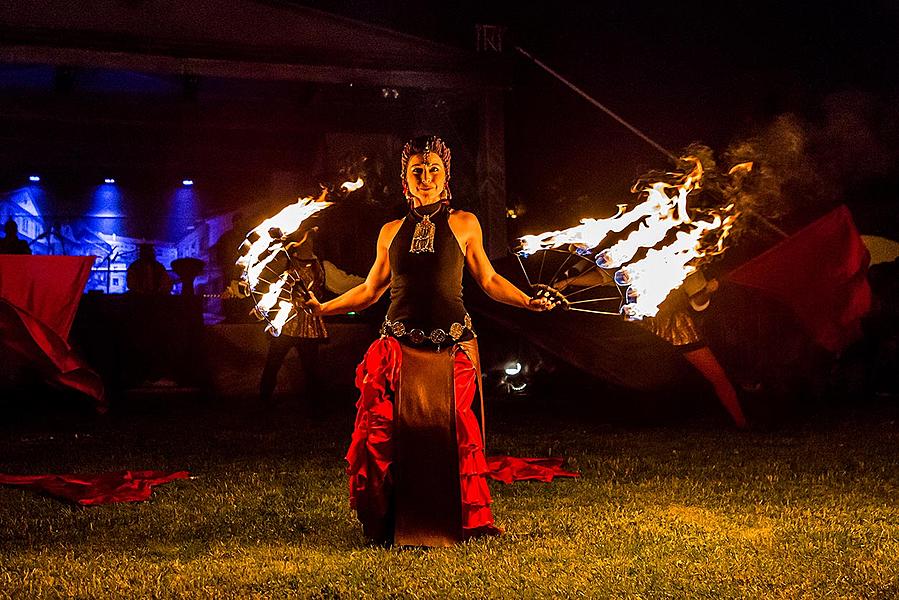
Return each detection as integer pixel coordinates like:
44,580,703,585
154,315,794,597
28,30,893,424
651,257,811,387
1,394,899,599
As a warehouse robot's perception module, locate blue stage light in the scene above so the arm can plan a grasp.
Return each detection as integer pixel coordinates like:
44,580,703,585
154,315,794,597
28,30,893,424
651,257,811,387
90,183,125,236
104,178,115,184
181,179,194,186
28,175,40,182
166,185,200,240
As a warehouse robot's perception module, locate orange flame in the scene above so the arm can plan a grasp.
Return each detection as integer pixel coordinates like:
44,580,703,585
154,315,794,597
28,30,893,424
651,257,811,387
517,157,745,320
239,179,364,335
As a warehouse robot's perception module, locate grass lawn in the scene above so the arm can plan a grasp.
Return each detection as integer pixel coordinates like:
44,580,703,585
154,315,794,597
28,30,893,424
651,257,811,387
1,390,898,599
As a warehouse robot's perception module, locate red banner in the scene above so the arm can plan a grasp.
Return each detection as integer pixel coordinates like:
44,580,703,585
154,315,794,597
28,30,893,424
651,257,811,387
726,205,872,353
0,255,105,407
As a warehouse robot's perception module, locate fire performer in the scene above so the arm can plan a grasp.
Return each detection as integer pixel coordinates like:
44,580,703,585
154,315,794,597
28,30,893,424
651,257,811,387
556,267,748,429
640,272,748,429
257,227,327,413
303,135,553,546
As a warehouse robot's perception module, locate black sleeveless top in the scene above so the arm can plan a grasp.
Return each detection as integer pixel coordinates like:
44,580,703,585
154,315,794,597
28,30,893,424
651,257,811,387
387,202,467,333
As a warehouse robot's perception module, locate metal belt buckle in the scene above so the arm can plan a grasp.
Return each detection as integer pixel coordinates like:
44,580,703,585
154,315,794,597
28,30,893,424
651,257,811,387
391,321,406,337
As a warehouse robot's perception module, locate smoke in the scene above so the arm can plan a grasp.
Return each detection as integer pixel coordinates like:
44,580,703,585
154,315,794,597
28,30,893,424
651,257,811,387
657,89,899,245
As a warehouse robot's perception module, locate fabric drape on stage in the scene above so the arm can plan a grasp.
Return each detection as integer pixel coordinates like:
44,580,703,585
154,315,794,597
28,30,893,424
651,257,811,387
726,204,871,353
0,299,105,407
0,255,105,408
0,255,94,340
0,470,189,505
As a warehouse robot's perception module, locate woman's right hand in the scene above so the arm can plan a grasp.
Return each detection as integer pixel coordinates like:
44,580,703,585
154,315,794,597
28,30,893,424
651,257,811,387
301,291,324,315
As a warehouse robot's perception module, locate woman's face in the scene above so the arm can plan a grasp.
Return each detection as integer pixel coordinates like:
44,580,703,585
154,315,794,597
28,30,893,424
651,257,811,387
405,153,446,205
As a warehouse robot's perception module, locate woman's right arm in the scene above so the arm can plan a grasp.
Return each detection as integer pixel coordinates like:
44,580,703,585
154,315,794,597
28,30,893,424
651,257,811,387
308,221,396,316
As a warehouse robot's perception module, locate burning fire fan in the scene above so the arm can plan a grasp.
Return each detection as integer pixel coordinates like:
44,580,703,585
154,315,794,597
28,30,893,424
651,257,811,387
513,156,746,321
235,178,364,337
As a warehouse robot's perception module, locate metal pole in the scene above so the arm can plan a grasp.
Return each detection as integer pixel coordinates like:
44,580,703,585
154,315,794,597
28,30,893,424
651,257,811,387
515,46,679,164
515,46,790,239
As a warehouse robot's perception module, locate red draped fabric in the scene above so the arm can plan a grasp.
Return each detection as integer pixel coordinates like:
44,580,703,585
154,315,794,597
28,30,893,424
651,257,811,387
726,205,872,353
345,337,400,537
0,255,104,408
0,255,94,339
453,345,498,532
346,338,579,538
485,456,581,484
0,470,189,505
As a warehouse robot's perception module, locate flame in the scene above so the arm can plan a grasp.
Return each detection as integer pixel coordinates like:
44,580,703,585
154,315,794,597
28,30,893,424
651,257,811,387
238,177,365,336
616,208,737,319
340,178,364,192
517,156,744,320
516,158,703,256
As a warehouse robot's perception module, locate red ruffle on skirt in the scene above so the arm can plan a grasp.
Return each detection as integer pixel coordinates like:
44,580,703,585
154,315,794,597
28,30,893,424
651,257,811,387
345,337,498,540
453,349,498,533
345,337,401,540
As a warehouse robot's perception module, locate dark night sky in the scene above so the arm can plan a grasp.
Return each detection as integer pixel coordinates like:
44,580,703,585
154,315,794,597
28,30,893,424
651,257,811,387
313,0,899,237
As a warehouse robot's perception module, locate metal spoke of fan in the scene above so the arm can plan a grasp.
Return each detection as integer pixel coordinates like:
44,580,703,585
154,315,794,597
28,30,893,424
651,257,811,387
515,253,534,288
547,252,575,288
567,307,620,315
566,296,622,305
537,249,547,283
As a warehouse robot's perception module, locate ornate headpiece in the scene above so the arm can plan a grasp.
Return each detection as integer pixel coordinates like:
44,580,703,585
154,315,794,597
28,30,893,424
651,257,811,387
401,135,452,203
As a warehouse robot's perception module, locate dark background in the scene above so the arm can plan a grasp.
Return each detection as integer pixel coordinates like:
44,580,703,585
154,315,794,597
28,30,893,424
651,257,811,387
315,0,899,240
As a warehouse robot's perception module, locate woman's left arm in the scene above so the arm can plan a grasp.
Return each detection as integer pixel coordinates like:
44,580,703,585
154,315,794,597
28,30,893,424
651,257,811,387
457,212,552,312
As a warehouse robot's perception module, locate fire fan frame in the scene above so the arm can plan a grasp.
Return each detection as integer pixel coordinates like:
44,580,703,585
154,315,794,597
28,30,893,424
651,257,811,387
514,247,625,316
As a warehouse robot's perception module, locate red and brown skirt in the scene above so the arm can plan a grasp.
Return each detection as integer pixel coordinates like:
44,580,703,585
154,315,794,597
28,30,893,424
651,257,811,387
344,336,498,546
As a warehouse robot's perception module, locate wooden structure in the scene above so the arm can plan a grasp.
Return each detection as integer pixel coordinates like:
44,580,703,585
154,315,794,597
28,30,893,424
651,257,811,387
0,0,510,258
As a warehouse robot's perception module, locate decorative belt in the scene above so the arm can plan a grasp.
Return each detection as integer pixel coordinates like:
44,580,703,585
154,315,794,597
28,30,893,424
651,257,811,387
380,313,474,346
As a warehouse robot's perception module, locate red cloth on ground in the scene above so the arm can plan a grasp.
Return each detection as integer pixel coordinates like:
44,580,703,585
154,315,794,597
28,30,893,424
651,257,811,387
0,470,189,505
0,255,105,408
726,205,872,353
485,456,581,484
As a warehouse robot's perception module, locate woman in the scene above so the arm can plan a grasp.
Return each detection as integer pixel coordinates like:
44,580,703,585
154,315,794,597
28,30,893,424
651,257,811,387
305,135,552,546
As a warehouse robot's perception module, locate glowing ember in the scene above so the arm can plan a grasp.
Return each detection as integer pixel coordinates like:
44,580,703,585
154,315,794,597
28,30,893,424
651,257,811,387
341,178,364,192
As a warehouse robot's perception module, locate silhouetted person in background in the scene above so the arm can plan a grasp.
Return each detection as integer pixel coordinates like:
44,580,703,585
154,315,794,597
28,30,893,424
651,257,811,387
259,228,328,414
126,243,172,295
0,220,31,255
214,212,255,322
124,243,174,387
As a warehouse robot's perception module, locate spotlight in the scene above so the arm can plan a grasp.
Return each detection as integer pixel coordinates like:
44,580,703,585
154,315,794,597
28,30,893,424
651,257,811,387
181,179,194,186
104,178,116,184
28,175,41,183
504,361,522,376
